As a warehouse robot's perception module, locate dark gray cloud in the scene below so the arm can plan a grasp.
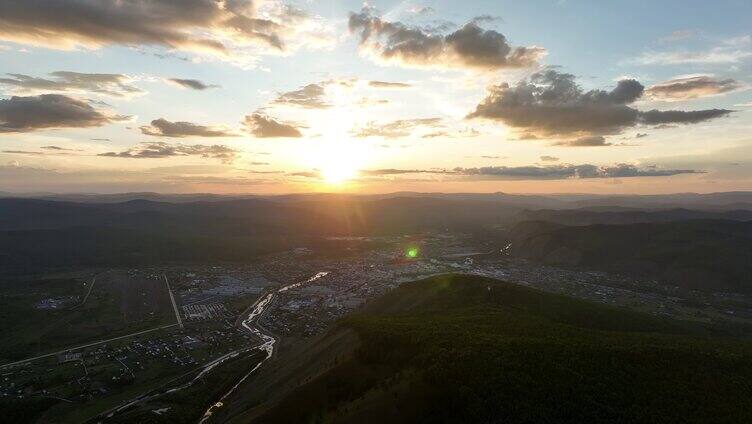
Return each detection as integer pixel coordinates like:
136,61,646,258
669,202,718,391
555,135,611,147
99,142,238,163
352,117,443,138
647,75,743,100
468,68,733,139
0,71,143,97
639,109,732,125
358,163,702,180
272,83,330,109
0,0,309,54
41,145,80,151
140,118,236,138
540,155,559,162
348,8,544,70
471,15,503,25
167,78,218,90
368,80,412,89
243,113,303,138
0,94,127,132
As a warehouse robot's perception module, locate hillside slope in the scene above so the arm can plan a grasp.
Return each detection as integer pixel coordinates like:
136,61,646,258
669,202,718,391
508,219,752,293
240,274,752,424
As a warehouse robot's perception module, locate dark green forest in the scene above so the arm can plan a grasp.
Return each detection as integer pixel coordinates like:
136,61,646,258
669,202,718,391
256,274,752,424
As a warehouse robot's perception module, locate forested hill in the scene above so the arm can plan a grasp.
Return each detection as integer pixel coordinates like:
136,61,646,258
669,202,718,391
507,219,752,293
244,274,752,424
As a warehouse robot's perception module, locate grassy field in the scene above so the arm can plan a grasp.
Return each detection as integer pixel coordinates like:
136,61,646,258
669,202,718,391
252,274,752,424
0,270,174,363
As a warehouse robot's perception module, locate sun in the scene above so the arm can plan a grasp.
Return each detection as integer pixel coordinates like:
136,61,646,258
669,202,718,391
316,139,366,184
294,82,377,186
321,160,358,184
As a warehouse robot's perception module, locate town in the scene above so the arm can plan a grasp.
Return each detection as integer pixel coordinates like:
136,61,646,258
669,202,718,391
2,231,752,422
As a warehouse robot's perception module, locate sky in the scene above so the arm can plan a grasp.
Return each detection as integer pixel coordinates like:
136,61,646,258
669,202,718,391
0,0,751,195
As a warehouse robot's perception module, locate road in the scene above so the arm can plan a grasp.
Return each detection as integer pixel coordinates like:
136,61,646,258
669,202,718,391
70,272,101,310
198,271,329,423
164,274,184,329
0,324,179,369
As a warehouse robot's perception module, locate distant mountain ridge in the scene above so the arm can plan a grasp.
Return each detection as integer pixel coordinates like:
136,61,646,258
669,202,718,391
508,219,752,293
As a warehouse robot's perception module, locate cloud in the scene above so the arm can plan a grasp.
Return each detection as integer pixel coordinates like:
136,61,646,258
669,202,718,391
0,71,144,97
540,155,559,162
242,113,303,138
2,146,82,156
455,164,702,179
355,97,390,107
348,8,544,71
2,150,45,156
646,75,743,101
421,127,481,139
407,6,435,15
167,78,218,90
140,118,236,138
352,117,442,138
633,37,752,65
288,170,320,178
0,0,328,58
99,142,238,163
272,83,330,109
358,163,702,180
360,168,440,176
468,68,733,139
41,145,82,151
368,80,412,89
555,135,611,147
659,30,695,43
0,94,128,132
637,50,752,65
638,108,732,125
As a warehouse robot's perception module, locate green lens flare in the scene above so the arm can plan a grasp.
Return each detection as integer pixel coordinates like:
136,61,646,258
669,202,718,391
406,247,419,258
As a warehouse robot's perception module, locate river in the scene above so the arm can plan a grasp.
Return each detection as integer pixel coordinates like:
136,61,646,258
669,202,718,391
99,271,329,422
198,271,329,423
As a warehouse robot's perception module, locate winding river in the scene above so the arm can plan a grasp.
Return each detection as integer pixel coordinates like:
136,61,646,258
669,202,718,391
198,271,329,423
100,271,329,422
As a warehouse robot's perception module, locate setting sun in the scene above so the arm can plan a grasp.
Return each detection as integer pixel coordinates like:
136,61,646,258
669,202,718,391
308,136,370,185
321,160,358,184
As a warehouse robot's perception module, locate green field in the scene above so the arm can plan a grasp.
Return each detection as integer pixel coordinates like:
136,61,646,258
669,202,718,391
252,274,752,424
0,271,174,363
